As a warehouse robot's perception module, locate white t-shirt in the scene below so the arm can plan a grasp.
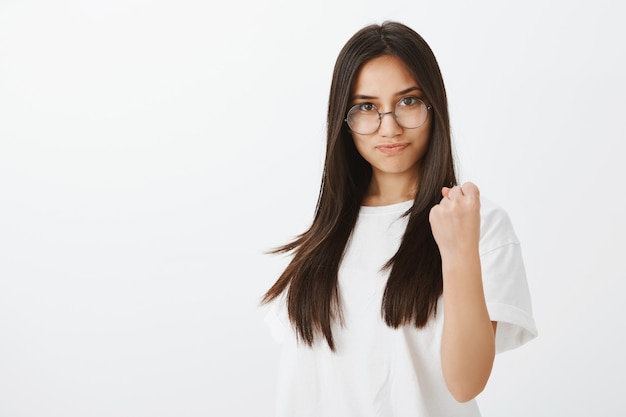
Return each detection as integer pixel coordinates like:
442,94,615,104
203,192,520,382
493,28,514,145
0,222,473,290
265,197,537,417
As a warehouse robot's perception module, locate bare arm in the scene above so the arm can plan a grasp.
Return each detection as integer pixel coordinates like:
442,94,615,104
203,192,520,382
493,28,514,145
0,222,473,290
429,182,496,402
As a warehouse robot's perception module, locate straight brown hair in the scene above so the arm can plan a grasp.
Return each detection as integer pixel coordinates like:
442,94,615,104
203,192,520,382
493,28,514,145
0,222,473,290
262,21,456,351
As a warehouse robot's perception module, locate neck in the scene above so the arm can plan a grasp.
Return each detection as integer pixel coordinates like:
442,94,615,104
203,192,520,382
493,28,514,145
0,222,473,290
362,168,419,206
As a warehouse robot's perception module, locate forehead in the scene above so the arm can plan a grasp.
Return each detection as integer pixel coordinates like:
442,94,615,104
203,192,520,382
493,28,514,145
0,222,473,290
352,55,419,97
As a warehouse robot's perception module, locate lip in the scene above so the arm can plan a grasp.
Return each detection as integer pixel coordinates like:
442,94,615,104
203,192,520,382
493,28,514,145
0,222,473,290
376,143,409,155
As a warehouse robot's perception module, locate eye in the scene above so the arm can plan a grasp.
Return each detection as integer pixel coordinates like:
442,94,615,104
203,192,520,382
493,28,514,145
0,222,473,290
357,102,377,112
398,96,420,107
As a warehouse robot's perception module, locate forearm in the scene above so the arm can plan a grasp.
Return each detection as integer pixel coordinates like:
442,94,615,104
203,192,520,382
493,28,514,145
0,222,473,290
440,249,495,402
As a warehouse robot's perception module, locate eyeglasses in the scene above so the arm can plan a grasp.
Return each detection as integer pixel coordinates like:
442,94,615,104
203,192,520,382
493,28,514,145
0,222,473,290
345,97,432,135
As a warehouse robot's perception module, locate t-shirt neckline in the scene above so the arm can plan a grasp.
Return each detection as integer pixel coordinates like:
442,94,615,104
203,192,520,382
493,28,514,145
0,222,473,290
359,199,413,214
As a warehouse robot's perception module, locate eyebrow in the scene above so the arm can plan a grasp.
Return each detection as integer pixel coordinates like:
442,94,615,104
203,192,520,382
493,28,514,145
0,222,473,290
351,86,423,101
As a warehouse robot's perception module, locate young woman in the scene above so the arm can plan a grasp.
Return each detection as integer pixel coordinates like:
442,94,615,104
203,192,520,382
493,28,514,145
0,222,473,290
262,21,537,417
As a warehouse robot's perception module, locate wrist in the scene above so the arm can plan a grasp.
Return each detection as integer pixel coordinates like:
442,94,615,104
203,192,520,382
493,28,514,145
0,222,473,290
440,247,480,270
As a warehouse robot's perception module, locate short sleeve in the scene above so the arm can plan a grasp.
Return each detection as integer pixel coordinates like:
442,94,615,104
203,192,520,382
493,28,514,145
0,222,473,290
479,198,538,354
263,296,290,344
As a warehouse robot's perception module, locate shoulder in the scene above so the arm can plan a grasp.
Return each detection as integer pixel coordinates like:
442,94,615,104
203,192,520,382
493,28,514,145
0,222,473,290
262,294,290,345
478,196,520,254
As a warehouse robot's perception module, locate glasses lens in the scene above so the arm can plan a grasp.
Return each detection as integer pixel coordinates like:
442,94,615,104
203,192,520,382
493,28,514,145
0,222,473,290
395,98,428,129
346,105,380,135
345,99,430,134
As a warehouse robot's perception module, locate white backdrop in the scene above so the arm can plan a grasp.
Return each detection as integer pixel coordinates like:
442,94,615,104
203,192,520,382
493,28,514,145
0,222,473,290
1,0,624,416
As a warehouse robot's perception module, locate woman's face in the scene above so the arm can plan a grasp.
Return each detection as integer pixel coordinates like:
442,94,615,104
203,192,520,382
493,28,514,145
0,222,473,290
349,55,431,180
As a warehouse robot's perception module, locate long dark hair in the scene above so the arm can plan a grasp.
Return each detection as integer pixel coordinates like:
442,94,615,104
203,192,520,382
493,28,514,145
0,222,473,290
262,21,456,350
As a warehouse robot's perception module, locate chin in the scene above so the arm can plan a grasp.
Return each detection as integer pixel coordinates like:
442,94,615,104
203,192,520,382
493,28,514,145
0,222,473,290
375,164,418,175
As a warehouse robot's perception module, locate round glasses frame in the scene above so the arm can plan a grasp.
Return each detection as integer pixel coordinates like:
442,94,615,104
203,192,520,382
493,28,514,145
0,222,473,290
344,98,432,135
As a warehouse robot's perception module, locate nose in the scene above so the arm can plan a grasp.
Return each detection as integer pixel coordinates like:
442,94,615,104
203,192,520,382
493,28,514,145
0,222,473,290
378,110,402,137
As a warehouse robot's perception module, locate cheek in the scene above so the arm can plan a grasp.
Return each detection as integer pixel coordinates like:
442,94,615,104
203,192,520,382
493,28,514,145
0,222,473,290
351,136,372,160
415,123,432,147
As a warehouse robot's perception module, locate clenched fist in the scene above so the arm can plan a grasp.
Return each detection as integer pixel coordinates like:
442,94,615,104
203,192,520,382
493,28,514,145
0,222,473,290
429,182,481,260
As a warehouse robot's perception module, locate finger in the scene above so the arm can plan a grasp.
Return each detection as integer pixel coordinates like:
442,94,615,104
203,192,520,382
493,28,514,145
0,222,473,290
429,205,437,223
447,185,464,200
461,181,480,197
